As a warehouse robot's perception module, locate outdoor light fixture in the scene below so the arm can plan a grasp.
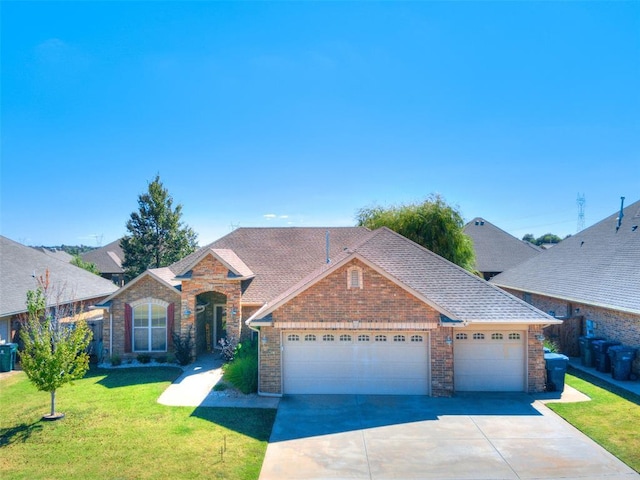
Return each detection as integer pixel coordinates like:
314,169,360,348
261,335,268,345
536,334,545,342
445,336,452,346
183,309,192,317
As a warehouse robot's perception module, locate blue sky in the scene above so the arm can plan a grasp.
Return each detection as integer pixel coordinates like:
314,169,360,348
2,1,638,247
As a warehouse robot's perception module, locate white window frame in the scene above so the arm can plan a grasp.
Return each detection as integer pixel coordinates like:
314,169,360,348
131,298,168,353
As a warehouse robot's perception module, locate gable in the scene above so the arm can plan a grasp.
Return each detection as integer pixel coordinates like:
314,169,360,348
272,259,440,328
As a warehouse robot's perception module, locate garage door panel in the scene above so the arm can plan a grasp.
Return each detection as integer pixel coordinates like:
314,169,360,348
283,331,430,395
454,331,526,392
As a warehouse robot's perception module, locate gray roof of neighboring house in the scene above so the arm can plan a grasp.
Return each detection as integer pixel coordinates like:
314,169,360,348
252,227,554,324
32,247,74,263
464,218,542,273
1,236,119,317
81,239,124,275
491,198,640,314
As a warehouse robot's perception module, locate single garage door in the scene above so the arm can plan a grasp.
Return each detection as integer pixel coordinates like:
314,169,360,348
283,331,430,395
454,330,526,391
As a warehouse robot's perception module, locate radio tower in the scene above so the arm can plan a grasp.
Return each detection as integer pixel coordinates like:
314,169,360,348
576,194,586,232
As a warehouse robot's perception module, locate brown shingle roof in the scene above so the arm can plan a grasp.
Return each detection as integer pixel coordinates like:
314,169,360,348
250,227,555,324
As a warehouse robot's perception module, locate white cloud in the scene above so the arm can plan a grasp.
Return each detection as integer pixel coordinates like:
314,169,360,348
263,214,277,219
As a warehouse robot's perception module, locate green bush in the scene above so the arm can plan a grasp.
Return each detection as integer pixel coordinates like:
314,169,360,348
171,325,194,366
222,342,258,394
137,353,151,364
110,355,122,366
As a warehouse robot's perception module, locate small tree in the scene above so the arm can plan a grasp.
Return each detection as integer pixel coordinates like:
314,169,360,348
121,175,198,280
19,271,92,420
70,255,101,275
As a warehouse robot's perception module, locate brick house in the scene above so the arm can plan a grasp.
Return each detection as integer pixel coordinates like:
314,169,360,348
98,226,557,396
491,198,640,374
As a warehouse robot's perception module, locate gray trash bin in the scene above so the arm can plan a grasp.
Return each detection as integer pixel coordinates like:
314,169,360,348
608,346,638,381
579,336,602,368
592,340,621,373
0,343,18,372
544,352,569,392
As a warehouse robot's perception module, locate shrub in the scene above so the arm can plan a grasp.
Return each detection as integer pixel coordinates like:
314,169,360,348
222,342,258,394
155,355,167,363
171,325,194,366
213,382,228,392
544,338,559,353
110,355,122,366
137,354,151,364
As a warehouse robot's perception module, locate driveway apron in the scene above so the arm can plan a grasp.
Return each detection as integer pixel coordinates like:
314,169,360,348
259,393,638,480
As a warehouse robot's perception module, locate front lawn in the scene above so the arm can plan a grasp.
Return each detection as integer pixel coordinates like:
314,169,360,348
547,369,640,472
0,367,276,480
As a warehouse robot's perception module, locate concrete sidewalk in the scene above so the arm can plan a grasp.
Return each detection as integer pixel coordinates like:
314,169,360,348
568,356,640,396
157,353,279,409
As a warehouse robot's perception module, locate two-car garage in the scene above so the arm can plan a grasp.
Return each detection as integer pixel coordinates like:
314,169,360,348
280,328,528,395
282,330,431,395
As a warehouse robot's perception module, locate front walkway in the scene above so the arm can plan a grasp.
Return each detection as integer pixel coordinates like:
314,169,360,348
157,353,279,408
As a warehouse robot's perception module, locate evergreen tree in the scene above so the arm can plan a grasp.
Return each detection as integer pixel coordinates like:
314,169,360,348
356,194,476,271
121,175,198,280
19,271,92,420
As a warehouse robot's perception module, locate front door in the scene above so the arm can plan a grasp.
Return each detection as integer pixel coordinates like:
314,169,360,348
213,304,226,350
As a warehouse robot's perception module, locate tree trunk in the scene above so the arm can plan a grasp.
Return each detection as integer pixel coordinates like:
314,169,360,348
50,390,56,417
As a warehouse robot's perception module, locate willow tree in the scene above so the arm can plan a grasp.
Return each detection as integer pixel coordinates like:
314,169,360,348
121,175,198,280
20,271,92,420
356,194,476,271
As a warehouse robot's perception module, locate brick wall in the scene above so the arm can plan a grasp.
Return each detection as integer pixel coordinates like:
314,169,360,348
504,288,640,375
431,328,454,396
180,254,245,357
527,325,547,392
103,275,181,359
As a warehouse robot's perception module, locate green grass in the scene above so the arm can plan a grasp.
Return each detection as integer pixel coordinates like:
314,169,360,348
0,367,276,480
547,368,640,472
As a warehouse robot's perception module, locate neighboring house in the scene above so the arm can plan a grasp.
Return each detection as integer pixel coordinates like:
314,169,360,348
0,236,119,355
81,239,125,286
98,226,557,396
491,198,640,373
463,217,542,280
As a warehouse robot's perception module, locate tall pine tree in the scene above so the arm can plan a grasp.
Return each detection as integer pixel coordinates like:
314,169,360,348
121,175,198,280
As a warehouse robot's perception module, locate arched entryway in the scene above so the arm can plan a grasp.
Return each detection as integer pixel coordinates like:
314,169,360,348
195,292,227,355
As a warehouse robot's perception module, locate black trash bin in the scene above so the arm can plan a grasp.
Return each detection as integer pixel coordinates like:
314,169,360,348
592,340,621,373
544,352,569,392
579,336,603,368
608,346,638,381
0,343,18,372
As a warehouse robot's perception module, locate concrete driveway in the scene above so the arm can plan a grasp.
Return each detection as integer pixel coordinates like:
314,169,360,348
259,393,638,480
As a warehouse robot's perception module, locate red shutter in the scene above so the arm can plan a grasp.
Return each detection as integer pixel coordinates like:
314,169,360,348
167,303,175,349
124,303,132,353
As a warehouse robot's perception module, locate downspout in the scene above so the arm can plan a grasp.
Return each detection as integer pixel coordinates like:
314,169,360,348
248,323,282,398
109,311,113,359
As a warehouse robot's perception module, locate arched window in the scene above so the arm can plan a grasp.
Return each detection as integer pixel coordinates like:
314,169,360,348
132,299,168,352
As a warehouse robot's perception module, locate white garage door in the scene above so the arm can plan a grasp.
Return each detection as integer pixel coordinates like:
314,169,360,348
454,331,526,392
283,331,430,395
